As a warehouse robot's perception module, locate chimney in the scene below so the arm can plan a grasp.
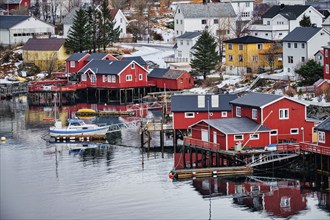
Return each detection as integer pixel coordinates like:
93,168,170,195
280,4,285,10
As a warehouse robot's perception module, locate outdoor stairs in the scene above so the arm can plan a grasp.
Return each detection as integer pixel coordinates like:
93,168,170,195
246,152,300,167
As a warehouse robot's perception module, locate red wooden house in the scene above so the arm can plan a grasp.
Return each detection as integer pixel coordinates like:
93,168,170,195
148,68,194,90
1,0,30,11
189,117,271,151
77,60,149,89
84,53,117,65
171,94,237,130
121,56,148,70
230,92,316,143
322,43,330,80
314,117,330,148
66,53,90,73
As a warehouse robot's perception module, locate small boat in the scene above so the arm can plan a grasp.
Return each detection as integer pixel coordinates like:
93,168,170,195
49,118,110,137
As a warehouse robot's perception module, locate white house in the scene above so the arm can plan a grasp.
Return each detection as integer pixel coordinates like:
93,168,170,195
222,0,254,21
0,15,55,46
174,3,236,38
110,9,128,39
314,50,324,65
250,5,324,40
323,16,330,32
282,27,330,74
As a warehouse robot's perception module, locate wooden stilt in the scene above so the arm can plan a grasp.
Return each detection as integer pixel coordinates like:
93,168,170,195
189,146,193,168
183,145,186,169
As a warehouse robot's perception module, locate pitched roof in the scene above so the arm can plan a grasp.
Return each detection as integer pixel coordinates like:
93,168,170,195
78,60,132,75
121,56,147,66
171,94,238,112
63,7,79,25
178,3,236,19
149,68,187,79
0,15,30,29
224,36,272,44
85,53,109,61
323,16,330,26
315,117,330,132
22,38,65,51
262,5,310,20
66,53,89,61
110,9,119,18
230,92,282,108
200,117,270,134
282,27,323,42
2,0,21,4
177,32,201,39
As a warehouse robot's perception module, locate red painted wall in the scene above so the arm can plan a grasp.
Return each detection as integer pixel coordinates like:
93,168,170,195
66,55,89,73
226,132,270,150
324,48,330,80
318,131,330,147
232,105,261,124
2,0,30,10
149,72,194,90
173,111,232,130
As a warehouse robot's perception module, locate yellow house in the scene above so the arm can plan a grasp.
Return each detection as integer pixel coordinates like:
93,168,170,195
224,36,283,75
22,38,71,72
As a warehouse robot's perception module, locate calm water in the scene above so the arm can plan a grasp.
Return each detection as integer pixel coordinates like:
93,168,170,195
1,97,329,219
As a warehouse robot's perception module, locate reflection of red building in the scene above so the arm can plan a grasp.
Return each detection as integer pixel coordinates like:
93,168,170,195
1,0,30,11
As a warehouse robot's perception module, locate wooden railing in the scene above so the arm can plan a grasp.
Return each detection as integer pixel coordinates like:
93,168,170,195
184,137,221,151
299,142,330,156
276,143,300,153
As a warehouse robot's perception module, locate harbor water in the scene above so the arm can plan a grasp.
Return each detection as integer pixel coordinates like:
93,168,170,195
1,97,329,219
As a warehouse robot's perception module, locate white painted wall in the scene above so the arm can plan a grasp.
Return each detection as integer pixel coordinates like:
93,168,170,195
222,0,254,21
113,10,128,38
174,35,200,62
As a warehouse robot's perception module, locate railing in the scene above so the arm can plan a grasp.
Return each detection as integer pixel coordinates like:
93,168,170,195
276,143,300,153
300,142,330,156
164,56,189,63
183,136,221,151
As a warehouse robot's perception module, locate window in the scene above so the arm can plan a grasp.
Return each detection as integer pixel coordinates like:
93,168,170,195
288,68,291,72
176,31,179,35
180,20,183,24
270,129,278,136
131,63,135,69
267,21,270,25
70,61,75,68
112,75,116,83
242,12,250,17
318,131,325,143
252,56,258,62
187,41,190,46
255,33,258,36
126,75,132,81
294,43,297,48
201,19,207,25
301,57,305,62
81,74,87,81
239,44,243,50
239,55,243,62
185,112,195,118
178,51,182,57
257,44,263,50
211,95,218,107
326,64,329,74
180,40,183,45
246,2,250,7
290,128,299,134
176,19,178,24
228,43,232,50
279,109,289,119
265,33,268,36
214,19,218,24
279,33,282,36
325,49,328,57
236,106,241,117
234,135,244,141
288,56,293,63
288,43,291,48
139,74,143,80
102,75,107,82
107,75,111,82
250,134,259,140
252,109,257,119
278,54,283,61
198,96,205,108
228,55,233,61
222,111,227,117
301,43,305,49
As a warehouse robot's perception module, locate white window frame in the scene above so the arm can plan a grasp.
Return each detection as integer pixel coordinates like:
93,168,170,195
131,63,135,69
257,44,263,50
288,56,293,63
184,112,195,118
252,109,257,120
318,131,325,143
112,75,116,83
325,49,328,57
290,128,299,134
221,111,227,118
198,96,205,108
81,74,87,81
279,109,289,120
236,106,241,117
139,74,143,80
70,61,75,68
234,135,244,141
270,129,278,136
126,74,132,81
102,75,107,82
107,75,111,82
326,64,329,74
250,134,259,140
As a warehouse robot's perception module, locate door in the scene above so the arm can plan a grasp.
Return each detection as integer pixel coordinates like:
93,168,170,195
201,129,208,142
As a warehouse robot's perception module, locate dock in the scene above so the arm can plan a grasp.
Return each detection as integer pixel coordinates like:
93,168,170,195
49,135,106,143
170,166,253,179
76,111,135,117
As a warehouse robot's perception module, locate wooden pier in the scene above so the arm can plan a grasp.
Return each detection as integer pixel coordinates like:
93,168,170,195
49,135,106,143
76,110,135,117
0,82,27,99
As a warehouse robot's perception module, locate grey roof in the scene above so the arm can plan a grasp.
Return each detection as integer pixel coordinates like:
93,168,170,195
201,117,270,134
224,36,272,44
85,53,109,61
230,92,282,108
171,94,237,112
178,3,236,19
177,32,201,39
78,60,132,75
282,27,323,42
149,68,187,79
315,117,330,132
66,53,89,61
121,56,147,66
262,5,310,20
0,15,30,29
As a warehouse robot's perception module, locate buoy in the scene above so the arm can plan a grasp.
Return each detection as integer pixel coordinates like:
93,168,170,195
169,172,173,179
1,137,6,142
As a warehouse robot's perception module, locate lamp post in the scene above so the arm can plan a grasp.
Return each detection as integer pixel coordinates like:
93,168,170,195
301,127,304,143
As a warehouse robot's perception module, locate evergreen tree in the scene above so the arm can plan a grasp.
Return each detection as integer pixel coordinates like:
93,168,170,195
295,59,323,86
33,0,41,18
98,0,120,51
190,30,219,80
65,8,89,53
86,6,98,53
300,15,312,27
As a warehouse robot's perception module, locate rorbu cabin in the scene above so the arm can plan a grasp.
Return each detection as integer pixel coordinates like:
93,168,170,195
77,59,149,89
230,92,316,143
188,117,271,151
171,94,237,130
148,68,194,90
121,56,148,69
66,53,90,73
314,117,330,148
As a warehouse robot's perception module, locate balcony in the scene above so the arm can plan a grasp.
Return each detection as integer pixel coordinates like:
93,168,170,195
164,55,189,63
184,136,221,151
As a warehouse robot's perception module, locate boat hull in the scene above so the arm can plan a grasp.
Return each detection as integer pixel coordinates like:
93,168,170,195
49,126,109,137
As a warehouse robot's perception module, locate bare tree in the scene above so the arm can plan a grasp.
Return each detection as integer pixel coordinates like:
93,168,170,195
260,41,282,74
50,0,60,25
45,52,58,75
111,0,129,9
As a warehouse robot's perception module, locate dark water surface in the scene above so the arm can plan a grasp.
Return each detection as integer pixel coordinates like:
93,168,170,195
1,98,329,219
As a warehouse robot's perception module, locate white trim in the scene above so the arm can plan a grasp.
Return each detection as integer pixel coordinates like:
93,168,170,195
250,133,259,140
318,131,325,143
184,112,195,118
70,61,75,68
252,109,257,120
270,129,278,136
290,128,299,134
221,111,227,117
126,74,132,81
279,108,289,120
234,134,244,141
236,106,241,117
225,134,228,151
117,61,148,77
